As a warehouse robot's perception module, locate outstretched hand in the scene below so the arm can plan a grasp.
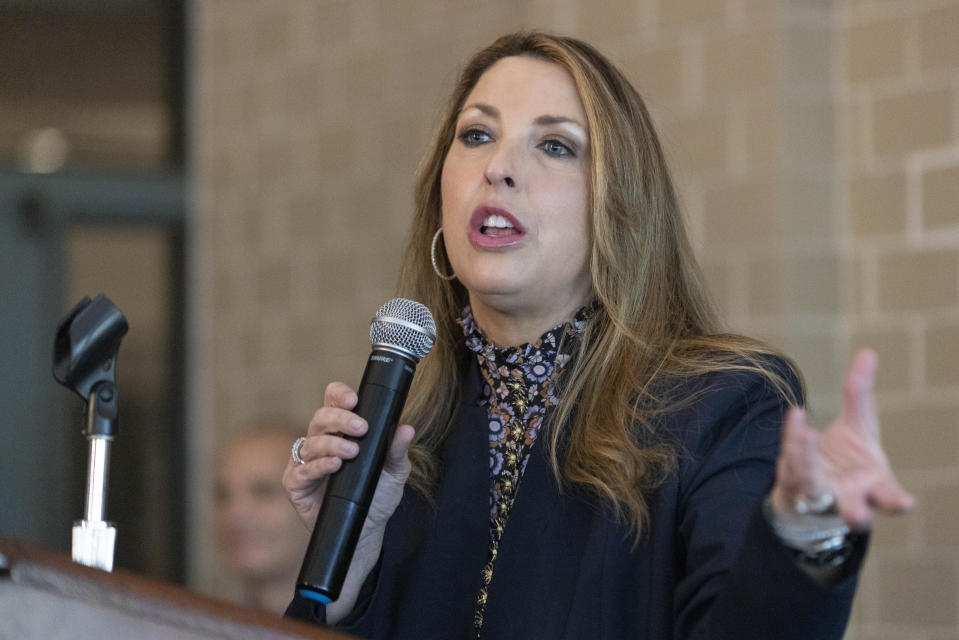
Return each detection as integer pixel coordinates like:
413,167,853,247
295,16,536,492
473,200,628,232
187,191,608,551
770,349,916,530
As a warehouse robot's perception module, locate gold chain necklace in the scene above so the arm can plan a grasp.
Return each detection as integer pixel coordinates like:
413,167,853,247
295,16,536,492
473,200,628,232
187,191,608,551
473,373,529,636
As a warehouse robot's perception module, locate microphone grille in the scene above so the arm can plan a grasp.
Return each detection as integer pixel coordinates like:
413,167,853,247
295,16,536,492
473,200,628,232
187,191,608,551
369,298,436,361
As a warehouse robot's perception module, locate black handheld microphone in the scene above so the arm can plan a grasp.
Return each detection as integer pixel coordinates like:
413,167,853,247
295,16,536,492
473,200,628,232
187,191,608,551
296,298,436,604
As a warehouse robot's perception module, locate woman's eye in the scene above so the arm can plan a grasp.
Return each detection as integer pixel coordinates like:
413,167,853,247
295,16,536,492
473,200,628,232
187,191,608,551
459,128,492,147
540,139,575,158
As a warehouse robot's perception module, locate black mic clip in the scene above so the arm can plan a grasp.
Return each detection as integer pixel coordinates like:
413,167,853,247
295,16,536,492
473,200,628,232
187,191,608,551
53,294,128,438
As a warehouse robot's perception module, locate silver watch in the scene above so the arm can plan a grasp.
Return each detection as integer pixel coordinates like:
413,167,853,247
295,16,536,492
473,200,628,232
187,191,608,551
763,496,852,567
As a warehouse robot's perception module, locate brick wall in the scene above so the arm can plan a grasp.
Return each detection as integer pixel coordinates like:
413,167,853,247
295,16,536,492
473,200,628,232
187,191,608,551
191,1,959,635
837,1,959,637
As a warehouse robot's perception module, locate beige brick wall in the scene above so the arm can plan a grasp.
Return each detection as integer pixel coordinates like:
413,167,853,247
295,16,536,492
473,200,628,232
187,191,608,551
836,1,959,637
191,1,959,635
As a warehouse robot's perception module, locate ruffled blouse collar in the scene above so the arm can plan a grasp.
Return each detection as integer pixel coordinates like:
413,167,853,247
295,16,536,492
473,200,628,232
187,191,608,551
456,304,592,383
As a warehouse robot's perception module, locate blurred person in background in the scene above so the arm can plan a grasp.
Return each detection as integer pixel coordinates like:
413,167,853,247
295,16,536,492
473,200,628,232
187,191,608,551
215,420,309,614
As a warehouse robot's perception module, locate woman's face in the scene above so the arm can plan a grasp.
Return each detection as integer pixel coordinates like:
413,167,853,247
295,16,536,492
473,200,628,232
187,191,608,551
440,56,592,339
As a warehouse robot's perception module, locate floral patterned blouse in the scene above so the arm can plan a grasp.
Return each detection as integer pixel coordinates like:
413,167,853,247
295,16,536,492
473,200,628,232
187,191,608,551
457,304,591,636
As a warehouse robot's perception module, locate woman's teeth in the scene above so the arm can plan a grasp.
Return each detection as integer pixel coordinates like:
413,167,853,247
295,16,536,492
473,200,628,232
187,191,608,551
481,214,513,230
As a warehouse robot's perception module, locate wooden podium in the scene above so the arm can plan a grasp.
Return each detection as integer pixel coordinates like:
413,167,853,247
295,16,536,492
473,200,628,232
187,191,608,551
0,538,355,639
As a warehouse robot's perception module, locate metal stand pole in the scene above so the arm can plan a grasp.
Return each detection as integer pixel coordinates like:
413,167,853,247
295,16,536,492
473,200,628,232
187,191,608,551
71,381,118,572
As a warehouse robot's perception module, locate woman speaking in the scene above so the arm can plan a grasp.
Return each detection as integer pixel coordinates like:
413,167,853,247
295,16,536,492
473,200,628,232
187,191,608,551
283,32,913,639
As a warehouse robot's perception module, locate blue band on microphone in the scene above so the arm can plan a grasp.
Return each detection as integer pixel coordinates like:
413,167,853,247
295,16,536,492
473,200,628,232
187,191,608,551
298,588,332,604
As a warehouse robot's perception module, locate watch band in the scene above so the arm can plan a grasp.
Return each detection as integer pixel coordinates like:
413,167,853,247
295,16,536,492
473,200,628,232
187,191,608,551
763,496,853,567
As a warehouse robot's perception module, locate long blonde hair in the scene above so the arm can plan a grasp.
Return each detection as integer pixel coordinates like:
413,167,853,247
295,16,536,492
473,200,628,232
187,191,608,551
396,32,799,538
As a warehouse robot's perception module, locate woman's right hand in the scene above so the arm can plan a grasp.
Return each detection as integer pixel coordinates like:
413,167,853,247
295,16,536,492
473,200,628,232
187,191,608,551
283,381,416,532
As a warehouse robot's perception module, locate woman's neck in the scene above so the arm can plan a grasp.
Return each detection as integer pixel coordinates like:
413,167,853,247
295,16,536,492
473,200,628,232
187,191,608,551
469,294,588,347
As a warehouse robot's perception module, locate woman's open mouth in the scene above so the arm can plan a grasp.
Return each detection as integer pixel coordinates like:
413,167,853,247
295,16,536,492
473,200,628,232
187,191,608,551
470,207,525,248
479,213,520,237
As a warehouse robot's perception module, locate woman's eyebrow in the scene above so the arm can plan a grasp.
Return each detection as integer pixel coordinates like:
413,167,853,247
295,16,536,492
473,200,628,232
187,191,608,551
460,102,499,118
533,114,586,130
460,103,585,131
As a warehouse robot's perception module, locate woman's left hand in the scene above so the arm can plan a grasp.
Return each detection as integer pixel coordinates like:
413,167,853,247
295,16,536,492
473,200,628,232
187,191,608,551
769,349,916,529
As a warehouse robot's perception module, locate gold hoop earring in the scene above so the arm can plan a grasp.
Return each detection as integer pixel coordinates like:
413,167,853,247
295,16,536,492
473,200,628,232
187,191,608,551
431,228,456,281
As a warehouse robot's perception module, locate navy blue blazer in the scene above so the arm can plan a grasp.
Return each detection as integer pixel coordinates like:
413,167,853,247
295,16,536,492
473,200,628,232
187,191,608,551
288,357,865,639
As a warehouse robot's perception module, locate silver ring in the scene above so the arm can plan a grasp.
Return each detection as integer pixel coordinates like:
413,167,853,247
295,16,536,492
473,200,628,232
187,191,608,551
291,436,307,465
794,492,835,515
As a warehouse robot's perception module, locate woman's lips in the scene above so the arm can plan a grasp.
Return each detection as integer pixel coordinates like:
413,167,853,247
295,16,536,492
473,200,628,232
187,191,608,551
468,206,525,249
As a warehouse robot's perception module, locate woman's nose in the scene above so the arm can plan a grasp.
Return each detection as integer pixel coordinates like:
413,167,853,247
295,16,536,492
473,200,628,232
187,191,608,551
484,144,518,188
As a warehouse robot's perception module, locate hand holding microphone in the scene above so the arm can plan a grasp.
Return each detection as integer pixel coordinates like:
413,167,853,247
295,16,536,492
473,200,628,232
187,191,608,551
282,383,415,623
283,298,435,611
